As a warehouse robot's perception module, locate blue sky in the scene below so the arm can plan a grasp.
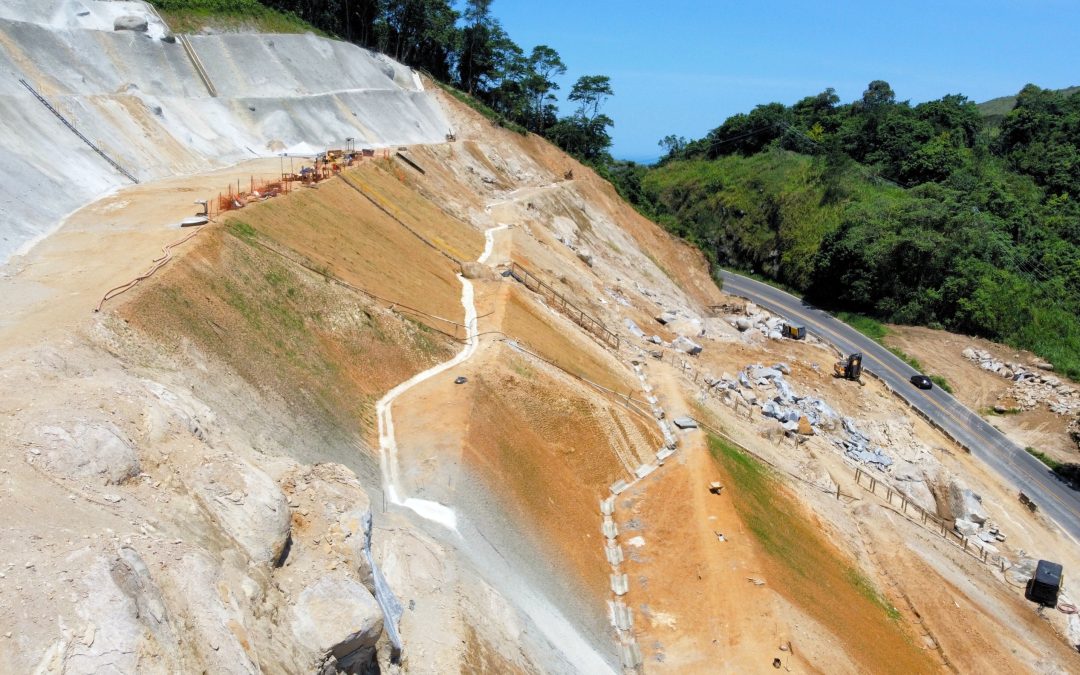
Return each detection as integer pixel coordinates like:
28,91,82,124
495,0,1080,162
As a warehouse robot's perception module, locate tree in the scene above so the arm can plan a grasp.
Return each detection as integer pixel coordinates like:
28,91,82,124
521,45,565,132
459,0,494,94
859,80,896,110
658,134,688,157
549,75,616,162
569,75,613,122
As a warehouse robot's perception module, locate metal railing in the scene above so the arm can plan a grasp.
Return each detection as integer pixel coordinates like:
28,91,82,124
507,261,620,350
20,78,139,183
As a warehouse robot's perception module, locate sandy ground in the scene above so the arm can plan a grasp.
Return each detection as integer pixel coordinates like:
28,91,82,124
886,325,1080,464
0,157,289,351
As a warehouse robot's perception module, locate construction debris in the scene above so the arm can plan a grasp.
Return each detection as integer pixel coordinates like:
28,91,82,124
672,417,698,430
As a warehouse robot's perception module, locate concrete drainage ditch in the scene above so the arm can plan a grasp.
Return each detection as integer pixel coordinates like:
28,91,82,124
598,360,684,672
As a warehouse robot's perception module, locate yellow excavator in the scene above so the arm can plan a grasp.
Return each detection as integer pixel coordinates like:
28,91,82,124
834,353,864,383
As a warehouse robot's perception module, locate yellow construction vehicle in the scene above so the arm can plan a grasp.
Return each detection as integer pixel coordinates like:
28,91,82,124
781,323,805,340
833,353,863,382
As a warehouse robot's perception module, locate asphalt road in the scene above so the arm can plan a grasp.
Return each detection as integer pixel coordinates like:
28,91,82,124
720,270,1080,545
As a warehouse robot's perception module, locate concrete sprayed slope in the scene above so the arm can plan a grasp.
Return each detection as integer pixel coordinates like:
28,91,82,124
0,2,449,263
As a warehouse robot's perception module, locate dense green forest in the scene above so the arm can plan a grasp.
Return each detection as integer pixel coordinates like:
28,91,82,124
150,0,616,160
612,83,1080,377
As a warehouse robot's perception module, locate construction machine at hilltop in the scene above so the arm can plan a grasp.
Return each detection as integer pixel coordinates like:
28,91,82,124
834,353,864,383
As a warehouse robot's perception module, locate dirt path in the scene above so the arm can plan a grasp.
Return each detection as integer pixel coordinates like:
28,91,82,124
375,224,507,529
0,157,285,353
619,363,816,673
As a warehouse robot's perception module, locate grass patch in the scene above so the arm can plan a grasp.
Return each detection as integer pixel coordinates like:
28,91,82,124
887,346,923,371
705,432,931,672
929,374,953,393
1026,447,1062,470
836,311,889,341
150,0,322,35
226,218,257,242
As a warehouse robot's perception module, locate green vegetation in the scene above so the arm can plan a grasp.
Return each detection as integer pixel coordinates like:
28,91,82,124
929,375,953,393
431,79,527,135
149,0,318,34
707,433,903,623
887,347,923,372
836,312,888,341
1026,446,1062,470
226,219,258,242
984,406,1021,416
615,83,1080,380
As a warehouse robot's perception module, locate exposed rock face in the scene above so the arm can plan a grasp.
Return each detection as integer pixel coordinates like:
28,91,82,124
28,419,140,485
672,335,703,355
189,456,292,566
113,16,149,32
291,576,384,673
460,261,499,280
947,479,988,524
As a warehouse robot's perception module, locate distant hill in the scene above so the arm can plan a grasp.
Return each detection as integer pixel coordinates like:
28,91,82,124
977,85,1080,124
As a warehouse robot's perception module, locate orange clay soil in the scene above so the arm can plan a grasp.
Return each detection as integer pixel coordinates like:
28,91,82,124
223,163,482,326
616,364,940,674
459,357,641,604
118,224,456,438
391,273,661,613
501,285,638,395
857,504,1080,673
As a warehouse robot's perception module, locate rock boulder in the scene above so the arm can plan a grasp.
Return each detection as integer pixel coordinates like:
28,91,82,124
114,16,149,32
291,576,383,673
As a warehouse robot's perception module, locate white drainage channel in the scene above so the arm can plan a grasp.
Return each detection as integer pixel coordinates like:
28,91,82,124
375,224,507,529
599,360,681,672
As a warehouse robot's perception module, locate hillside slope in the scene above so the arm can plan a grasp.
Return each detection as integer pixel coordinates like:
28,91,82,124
0,0,447,263
2,15,1080,675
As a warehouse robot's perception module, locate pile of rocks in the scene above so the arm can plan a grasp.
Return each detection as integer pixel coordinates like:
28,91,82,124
948,478,1006,552
962,347,1080,416
624,313,704,356
726,303,801,341
706,363,896,470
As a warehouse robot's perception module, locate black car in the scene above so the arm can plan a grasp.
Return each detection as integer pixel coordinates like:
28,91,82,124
910,374,933,390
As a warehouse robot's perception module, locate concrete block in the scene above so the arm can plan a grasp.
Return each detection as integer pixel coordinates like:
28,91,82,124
602,516,618,540
605,543,624,565
673,416,698,429
610,573,629,596
620,641,642,668
614,603,633,631
656,447,675,463
610,480,629,495
634,463,657,479
600,496,615,516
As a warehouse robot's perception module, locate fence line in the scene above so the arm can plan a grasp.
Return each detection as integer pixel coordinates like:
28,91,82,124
507,261,620,350
684,364,1000,568
20,78,139,183
853,467,996,565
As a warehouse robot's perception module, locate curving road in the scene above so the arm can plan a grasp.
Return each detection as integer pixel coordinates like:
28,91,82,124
720,270,1080,545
